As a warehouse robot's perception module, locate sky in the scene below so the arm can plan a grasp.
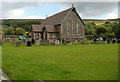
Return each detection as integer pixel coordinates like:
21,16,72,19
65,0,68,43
0,1,119,19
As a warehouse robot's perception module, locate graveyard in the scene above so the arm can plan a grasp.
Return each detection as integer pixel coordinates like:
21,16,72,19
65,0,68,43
2,42,118,80
1,18,119,80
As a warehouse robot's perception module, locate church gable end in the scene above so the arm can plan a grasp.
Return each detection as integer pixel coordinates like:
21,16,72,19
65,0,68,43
61,7,85,41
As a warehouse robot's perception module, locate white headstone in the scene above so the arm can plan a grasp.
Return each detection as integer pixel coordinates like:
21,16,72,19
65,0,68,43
36,39,40,46
55,40,60,45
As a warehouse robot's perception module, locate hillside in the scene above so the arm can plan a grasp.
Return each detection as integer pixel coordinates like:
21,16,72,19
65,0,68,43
83,19,118,25
2,19,44,27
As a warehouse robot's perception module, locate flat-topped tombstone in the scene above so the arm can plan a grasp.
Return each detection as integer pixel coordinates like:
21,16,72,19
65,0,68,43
36,39,40,46
27,41,32,46
55,40,60,45
32,38,35,44
21,39,26,44
63,40,67,45
49,40,53,44
15,41,21,47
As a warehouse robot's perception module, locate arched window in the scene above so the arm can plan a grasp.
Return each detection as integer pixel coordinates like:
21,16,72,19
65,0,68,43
77,21,79,35
72,20,74,35
67,21,69,35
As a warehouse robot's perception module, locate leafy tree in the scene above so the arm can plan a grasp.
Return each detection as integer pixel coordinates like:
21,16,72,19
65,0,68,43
114,23,120,38
15,28,26,35
22,25,31,32
96,25,108,36
84,22,96,35
4,26,14,35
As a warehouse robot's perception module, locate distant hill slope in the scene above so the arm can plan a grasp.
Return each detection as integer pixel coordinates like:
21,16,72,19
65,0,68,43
83,19,118,25
0,18,118,27
2,19,44,27
83,19,118,22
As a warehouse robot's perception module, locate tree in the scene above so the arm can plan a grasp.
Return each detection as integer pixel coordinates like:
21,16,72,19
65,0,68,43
4,26,14,35
15,28,26,35
84,22,96,35
96,25,108,36
22,25,31,32
114,23,120,38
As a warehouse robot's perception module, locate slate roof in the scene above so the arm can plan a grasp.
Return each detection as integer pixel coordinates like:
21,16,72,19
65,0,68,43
42,8,72,25
32,25,43,32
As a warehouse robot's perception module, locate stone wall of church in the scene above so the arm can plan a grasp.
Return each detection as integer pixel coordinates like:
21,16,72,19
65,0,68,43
61,9,84,41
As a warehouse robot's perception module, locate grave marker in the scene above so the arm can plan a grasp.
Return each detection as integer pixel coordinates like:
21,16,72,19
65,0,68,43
27,41,32,46
55,40,60,45
16,41,21,47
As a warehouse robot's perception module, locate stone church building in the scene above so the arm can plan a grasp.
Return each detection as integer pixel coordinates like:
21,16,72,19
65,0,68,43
31,6,85,42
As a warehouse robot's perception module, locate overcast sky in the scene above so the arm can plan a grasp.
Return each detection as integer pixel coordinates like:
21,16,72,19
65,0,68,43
0,2,119,19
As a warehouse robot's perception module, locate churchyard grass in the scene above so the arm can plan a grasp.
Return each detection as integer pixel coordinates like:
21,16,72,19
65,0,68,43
2,43,118,80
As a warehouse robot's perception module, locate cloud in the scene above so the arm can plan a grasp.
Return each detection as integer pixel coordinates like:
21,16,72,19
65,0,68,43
4,8,25,19
2,0,120,2
118,2,120,18
105,13,118,19
0,2,118,19
26,15,45,19
55,2,118,19
1,2,40,19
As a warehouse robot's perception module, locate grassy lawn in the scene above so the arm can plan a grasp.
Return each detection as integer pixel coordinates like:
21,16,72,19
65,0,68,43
2,43,118,80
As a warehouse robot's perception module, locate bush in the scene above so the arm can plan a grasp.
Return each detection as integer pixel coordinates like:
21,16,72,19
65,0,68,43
15,28,26,35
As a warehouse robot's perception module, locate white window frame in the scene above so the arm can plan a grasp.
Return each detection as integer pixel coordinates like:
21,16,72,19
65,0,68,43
72,20,74,35
77,21,79,35
67,21,69,35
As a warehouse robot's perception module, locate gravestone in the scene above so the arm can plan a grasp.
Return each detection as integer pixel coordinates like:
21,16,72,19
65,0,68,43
12,41,16,44
27,41,31,46
112,39,116,43
36,39,40,46
32,38,35,44
107,38,111,44
15,41,21,47
63,40,67,45
55,40,60,45
117,39,120,44
49,40,54,45
62,39,64,43
21,39,26,44
103,38,106,41
93,38,96,42
43,40,49,46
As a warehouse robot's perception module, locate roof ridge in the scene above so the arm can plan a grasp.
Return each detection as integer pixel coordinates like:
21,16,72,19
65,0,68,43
47,7,72,19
